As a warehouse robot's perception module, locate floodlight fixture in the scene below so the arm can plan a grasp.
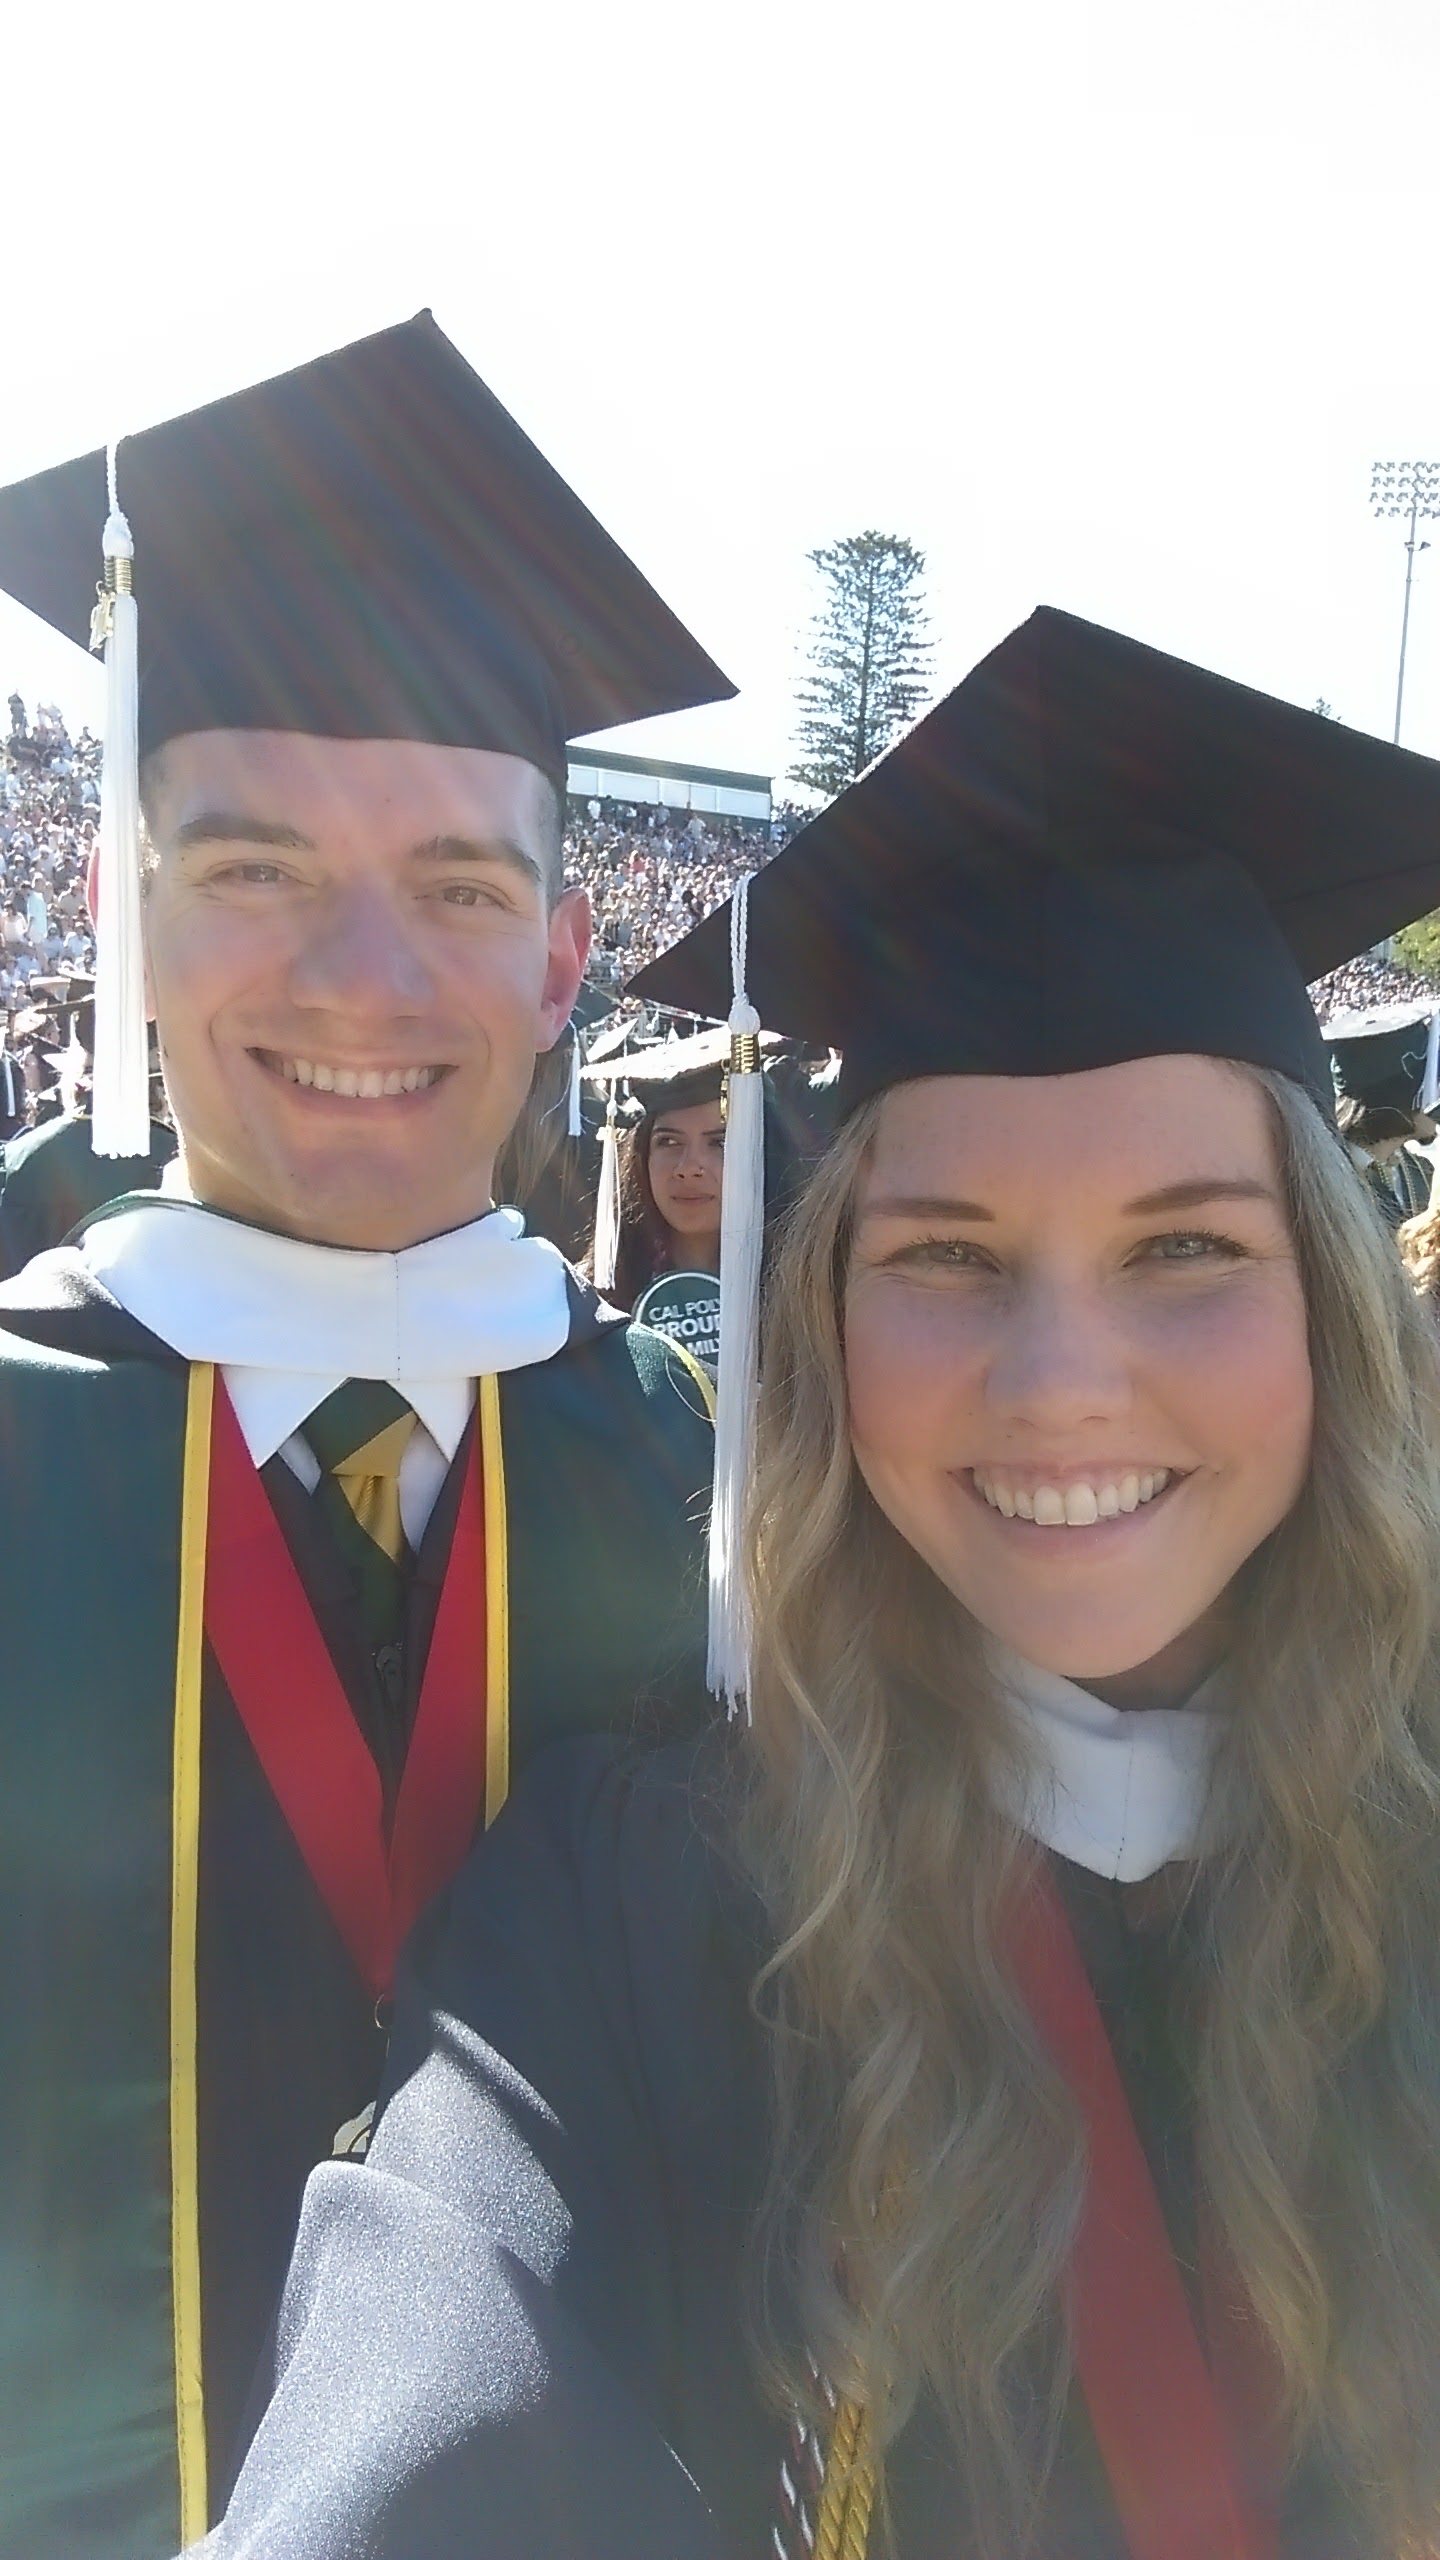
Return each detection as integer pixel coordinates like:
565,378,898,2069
1371,460,1440,744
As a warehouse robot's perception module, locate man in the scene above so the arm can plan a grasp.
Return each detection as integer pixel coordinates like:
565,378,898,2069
0,313,730,2558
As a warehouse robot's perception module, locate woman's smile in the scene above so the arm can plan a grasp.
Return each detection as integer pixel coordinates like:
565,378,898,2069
963,1463,1186,1527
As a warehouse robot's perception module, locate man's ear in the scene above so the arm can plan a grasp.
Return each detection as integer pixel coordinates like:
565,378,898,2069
536,885,592,1051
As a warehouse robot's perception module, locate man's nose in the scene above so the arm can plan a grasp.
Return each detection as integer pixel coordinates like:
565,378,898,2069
287,882,434,1014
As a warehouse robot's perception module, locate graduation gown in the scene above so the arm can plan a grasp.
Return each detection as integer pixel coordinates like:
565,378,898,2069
0,1109,176,1274
203,1738,1368,2560
0,1253,713,2560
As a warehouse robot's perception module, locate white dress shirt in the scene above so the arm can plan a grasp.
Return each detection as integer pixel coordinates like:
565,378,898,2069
80,1192,573,1546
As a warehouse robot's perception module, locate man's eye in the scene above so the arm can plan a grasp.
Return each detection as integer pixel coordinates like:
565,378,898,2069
435,880,506,910
221,861,285,885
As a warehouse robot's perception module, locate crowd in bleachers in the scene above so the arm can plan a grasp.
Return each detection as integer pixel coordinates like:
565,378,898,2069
1308,946,1435,1026
2,706,98,1003
1,697,99,1012
564,799,805,985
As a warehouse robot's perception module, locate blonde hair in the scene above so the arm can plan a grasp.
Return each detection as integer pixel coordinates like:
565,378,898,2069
739,1065,1440,2550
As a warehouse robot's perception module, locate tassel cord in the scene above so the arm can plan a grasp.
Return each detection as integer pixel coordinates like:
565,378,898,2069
90,442,150,1158
707,871,764,1712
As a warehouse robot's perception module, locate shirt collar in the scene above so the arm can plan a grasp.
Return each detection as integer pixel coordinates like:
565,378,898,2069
77,1194,573,1401
221,1369,475,1471
990,1646,1224,1882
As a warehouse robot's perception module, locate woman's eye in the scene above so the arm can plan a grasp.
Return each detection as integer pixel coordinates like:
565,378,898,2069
1142,1229,1246,1264
891,1235,991,1273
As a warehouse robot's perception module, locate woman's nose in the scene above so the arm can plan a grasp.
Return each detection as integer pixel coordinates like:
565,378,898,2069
984,1277,1132,1428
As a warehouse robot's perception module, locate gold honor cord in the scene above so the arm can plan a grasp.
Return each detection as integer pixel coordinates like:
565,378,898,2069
479,1374,511,1825
813,2396,877,2560
661,1334,718,1421
172,1362,214,2539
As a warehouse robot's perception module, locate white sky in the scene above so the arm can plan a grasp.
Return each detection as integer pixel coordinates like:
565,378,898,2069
2,0,1438,785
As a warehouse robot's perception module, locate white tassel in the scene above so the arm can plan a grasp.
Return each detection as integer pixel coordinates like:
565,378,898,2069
593,1092,622,1294
89,444,149,1158
566,1027,584,1137
707,873,764,1715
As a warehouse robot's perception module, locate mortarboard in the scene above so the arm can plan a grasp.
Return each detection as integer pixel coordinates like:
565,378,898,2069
633,607,1440,1119
632,609,1440,1707
1326,1005,1439,1117
0,311,735,778
0,311,736,1154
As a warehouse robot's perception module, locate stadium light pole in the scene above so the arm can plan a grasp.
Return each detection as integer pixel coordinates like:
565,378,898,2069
1371,460,1440,745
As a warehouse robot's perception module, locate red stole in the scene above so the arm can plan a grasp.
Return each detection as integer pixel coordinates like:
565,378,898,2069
201,1375,490,2001
1009,1865,1280,2560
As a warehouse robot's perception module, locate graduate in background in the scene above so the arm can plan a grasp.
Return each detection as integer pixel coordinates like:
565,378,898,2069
1327,1006,1437,1227
0,314,731,2558
583,1027,798,1382
203,613,1440,2560
0,989,175,1275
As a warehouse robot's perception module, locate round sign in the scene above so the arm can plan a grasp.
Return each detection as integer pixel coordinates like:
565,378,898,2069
633,1269,721,1376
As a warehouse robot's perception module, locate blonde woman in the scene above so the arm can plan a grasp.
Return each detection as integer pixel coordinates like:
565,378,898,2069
200,616,1440,2560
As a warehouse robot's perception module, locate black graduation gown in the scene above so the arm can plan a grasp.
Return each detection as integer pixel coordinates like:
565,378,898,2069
201,1739,1367,2560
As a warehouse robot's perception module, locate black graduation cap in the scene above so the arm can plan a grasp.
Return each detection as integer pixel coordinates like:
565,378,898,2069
0,311,736,784
633,608,1440,1118
1327,1009,1436,1116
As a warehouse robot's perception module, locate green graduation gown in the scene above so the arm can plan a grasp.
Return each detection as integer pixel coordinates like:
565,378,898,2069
0,1240,713,2560
0,1111,176,1276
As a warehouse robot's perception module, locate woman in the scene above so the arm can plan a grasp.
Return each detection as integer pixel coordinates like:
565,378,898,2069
601,1060,728,1311
201,612,1440,2559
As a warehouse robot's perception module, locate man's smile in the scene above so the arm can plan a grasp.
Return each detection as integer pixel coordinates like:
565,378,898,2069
250,1047,455,1101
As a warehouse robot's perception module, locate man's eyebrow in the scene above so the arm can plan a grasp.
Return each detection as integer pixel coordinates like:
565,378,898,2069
1123,1177,1279,1214
171,813,315,853
409,833,542,884
858,1194,996,1223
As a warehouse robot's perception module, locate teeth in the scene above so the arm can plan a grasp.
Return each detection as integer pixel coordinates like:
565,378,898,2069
976,1467,1176,1526
274,1054,437,1095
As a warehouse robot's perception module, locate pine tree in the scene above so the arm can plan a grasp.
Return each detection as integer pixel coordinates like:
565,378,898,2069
789,532,933,799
